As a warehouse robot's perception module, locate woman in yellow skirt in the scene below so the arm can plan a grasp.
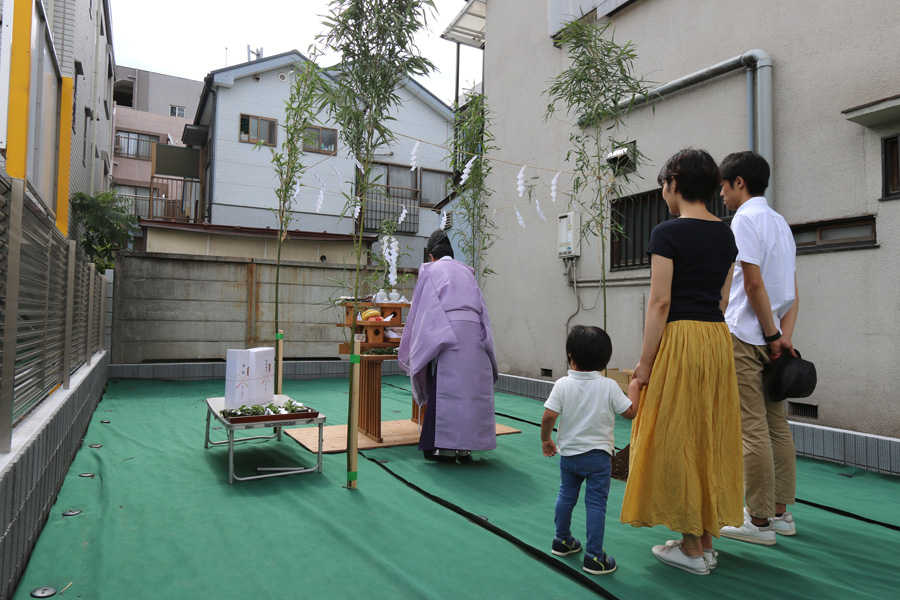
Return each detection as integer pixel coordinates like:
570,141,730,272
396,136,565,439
620,149,744,575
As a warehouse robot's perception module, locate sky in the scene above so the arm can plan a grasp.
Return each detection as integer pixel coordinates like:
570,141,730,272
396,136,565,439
109,0,483,106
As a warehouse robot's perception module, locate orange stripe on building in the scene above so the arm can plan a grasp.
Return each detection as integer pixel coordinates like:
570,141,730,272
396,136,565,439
6,0,34,179
56,77,75,235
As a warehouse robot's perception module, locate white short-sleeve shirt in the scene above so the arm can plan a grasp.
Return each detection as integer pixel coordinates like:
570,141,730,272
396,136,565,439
725,197,797,345
543,370,633,456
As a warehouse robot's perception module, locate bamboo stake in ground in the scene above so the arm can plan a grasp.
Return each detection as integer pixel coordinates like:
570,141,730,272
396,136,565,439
347,340,361,489
276,329,284,395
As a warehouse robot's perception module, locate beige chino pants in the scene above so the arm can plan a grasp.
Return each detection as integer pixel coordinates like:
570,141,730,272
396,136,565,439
731,335,796,518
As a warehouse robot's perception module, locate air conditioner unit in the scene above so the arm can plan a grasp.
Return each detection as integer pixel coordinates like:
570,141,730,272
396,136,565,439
558,212,581,258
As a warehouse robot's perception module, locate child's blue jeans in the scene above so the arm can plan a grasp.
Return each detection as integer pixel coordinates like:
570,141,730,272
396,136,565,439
555,449,612,558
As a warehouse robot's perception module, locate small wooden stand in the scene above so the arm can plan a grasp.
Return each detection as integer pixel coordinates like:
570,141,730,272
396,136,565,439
337,302,410,443
337,302,407,354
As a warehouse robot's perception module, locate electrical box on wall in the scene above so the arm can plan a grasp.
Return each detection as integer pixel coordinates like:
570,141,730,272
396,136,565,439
558,212,581,258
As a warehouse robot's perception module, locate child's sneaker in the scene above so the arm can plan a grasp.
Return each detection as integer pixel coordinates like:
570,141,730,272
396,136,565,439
551,536,582,556
583,551,617,575
772,512,796,536
651,540,709,575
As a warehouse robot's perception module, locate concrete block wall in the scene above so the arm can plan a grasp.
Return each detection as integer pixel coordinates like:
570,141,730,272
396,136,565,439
108,359,405,382
111,251,417,364
0,352,109,600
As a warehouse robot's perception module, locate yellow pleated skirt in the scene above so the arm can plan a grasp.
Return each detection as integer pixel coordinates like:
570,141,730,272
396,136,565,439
620,320,744,536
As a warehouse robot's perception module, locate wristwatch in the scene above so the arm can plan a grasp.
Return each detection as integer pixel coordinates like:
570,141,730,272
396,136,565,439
764,331,782,344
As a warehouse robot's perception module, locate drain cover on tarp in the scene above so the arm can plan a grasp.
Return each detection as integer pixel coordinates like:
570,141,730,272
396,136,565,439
89,444,102,449
62,510,81,517
30,587,56,598
79,473,94,478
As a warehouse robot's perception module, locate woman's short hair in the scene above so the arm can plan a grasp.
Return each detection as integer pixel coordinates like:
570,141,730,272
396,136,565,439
657,148,720,203
566,325,613,372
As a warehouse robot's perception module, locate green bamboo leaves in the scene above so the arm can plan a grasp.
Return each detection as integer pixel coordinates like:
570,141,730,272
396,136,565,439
449,91,498,286
544,18,652,327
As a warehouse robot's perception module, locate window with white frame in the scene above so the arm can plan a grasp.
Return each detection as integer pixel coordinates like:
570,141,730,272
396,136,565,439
239,114,277,146
115,130,159,159
170,105,185,118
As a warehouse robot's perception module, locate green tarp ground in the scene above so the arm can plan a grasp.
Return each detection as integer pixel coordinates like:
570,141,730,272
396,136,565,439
12,377,899,600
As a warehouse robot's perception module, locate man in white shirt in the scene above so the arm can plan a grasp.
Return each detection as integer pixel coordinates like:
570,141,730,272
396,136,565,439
718,152,800,546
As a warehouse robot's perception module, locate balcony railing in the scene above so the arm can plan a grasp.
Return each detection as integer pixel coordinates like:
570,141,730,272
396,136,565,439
114,135,155,159
360,185,420,234
121,176,203,223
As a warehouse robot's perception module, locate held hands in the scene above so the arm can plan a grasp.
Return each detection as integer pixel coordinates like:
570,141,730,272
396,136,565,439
632,361,652,390
542,438,558,457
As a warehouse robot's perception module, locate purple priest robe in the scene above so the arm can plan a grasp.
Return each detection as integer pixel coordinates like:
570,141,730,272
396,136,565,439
398,258,498,451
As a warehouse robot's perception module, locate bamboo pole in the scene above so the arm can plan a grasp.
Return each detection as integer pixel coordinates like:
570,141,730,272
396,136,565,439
276,329,284,395
347,340,361,489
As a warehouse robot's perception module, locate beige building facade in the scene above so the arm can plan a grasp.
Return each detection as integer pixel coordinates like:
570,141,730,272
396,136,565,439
479,0,900,437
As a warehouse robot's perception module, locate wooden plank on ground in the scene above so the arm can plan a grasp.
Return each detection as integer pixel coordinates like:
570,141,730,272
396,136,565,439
286,420,521,454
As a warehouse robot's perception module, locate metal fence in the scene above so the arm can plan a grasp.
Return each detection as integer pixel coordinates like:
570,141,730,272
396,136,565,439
0,176,106,447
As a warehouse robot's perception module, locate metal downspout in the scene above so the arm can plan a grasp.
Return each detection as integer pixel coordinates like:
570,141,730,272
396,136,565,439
744,50,774,204
208,89,217,223
746,67,755,152
620,49,774,204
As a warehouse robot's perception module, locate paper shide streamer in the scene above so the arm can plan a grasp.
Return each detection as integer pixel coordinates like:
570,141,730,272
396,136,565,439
410,141,420,172
381,235,400,286
460,154,478,185
535,199,546,221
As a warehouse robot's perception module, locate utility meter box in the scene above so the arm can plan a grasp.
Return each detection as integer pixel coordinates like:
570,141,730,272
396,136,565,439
558,212,581,258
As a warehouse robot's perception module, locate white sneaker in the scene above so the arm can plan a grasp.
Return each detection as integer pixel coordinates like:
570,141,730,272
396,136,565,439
703,548,718,570
772,512,796,536
652,540,709,575
720,508,776,545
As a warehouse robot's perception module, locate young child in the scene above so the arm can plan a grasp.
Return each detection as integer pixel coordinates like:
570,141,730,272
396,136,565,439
541,325,640,575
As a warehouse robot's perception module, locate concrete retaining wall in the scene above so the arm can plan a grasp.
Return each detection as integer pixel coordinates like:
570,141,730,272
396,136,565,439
111,251,417,364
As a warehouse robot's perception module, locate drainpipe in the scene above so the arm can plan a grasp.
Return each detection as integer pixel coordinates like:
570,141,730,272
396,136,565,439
89,2,103,193
569,51,779,290
207,89,217,222
621,49,774,205
746,50,774,203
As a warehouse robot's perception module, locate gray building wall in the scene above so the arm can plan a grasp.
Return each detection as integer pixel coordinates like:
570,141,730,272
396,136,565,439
482,0,900,437
115,66,204,120
48,0,116,208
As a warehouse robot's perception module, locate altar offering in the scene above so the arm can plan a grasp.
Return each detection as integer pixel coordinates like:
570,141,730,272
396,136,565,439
225,347,275,409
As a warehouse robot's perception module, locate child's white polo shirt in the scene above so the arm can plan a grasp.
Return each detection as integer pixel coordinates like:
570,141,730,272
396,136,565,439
544,370,632,456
